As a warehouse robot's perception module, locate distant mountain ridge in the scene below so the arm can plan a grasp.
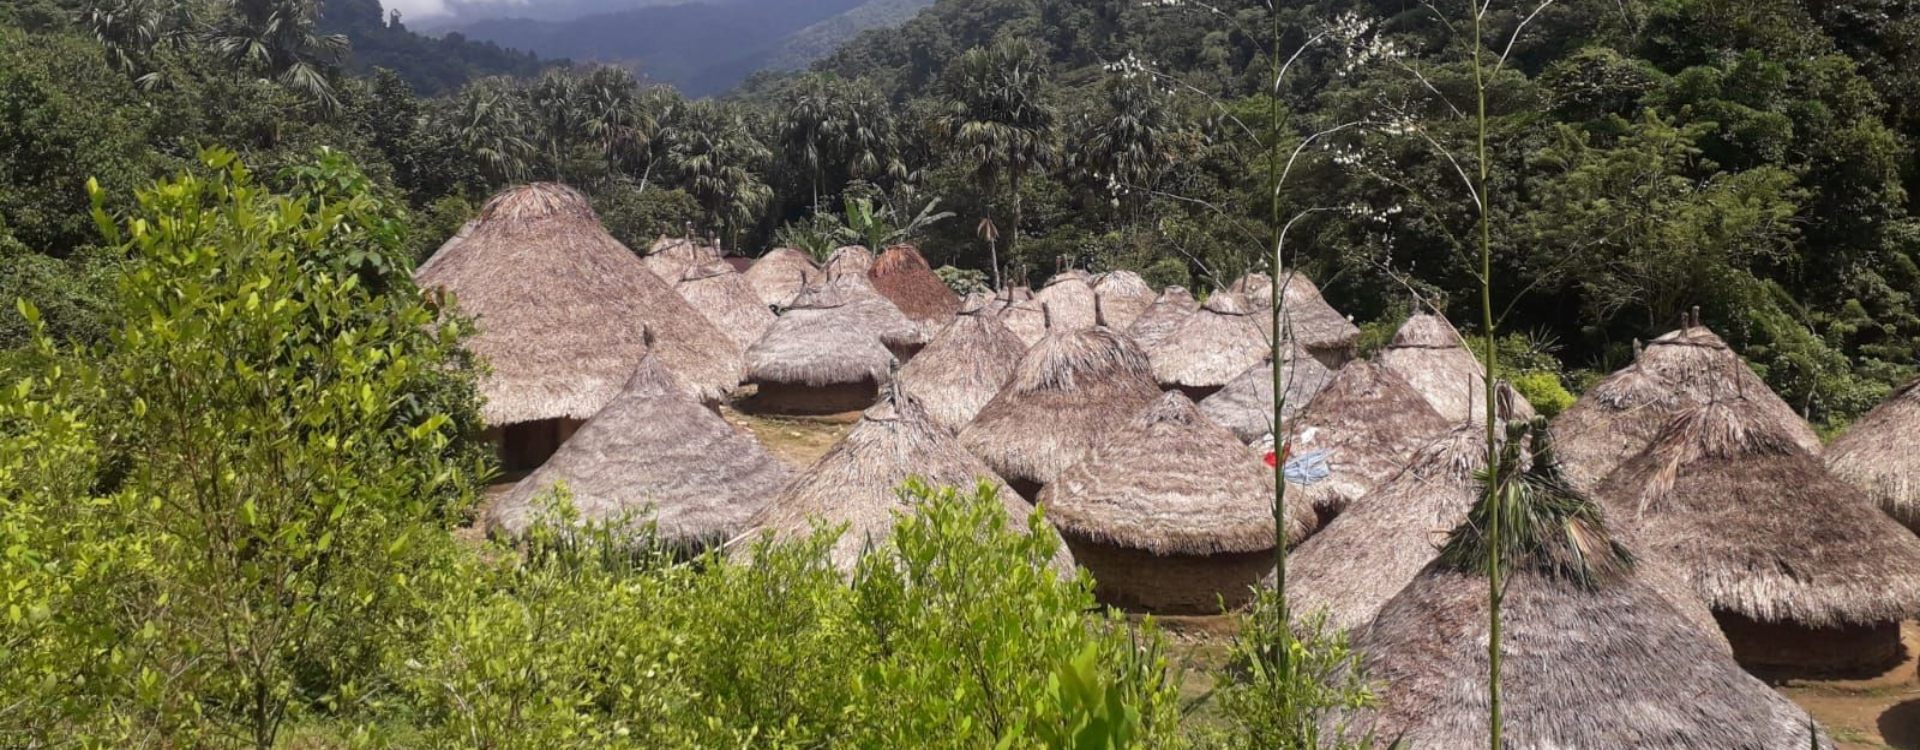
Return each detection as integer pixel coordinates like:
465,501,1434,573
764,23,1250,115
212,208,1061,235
437,0,934,96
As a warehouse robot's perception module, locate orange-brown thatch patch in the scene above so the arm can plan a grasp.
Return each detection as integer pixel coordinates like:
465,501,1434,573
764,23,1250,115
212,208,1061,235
960,327,1163,497
1596,400,1920,629
1144,291,1270,398
1552,324,1822,493
489,351,790,550
1828,379,1920,532
676,260,775,351
1233,271,1360,363
1032,273,1099,331
744,391,1073,574
414,183,742,421
894,302,1027,433
1126,286,1198,350
743,247,821,308
1091,270,1157,330
868,244,960,324
1197,345,1336,444
1379,313,1536,424
1284,360,1453,512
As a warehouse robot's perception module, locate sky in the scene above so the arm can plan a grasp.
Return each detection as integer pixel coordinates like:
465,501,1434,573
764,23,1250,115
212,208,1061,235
383,0,454,20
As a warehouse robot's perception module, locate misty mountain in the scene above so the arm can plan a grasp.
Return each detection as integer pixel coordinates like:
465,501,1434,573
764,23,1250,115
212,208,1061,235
438,0,933,96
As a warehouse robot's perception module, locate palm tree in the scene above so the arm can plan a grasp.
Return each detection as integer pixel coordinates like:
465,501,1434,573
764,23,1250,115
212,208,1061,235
779,74,837,213
527,71,591,183
836,78,907,186
1079,66,1173,225
940,41,1057,282
447,77,532,184
81,0,179,87
578,67,660,188
204,0,348,109
669,101,773,250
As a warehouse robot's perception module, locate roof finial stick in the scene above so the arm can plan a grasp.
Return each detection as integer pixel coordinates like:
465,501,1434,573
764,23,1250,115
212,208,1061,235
1094,294,1107,328
1042,302,1054,331
1691,305,1702,329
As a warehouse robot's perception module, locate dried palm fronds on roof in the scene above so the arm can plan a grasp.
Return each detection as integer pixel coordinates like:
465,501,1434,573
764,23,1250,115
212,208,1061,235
1378,312,1536,424
1144,291,1270,398
999,297,1050,347
413,183,742,420
1197,346,1337,444
1233,271,1361,358
960,327,1163,497
1125,286,1197,350
1032,272,1099,332
1827,378,1920,532
825,245,874,278
743,275,907,397
893,301,1027,433
742,247,821,308
489,351,790,550
868,244,960,324
1283,360,1453,512
642,236,721,282
1091,270,1157,330
676,260,774,351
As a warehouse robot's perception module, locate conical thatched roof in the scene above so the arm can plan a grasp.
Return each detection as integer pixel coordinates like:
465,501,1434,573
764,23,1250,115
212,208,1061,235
1284,360,1452,512
489,350,790,548
1040,392,1316,555
894,302,1027,434
1125,286,1198,350
676,260,775,351
1828,379,1920,531
1234,271,1361,355
1091,270,1156,330
1350,564,1826,748
1197,346,1337,443
999,297,1050,347
1378,313,1536,424
643,236,721,282
743,247,821,308
825,245,874,278
1032,273,1098,331
743,275,908,389
1596,400,1920,627
960,327,1163,493
414,183,741,420
1553,323,1822,493
869,244,960,324
745,391,1073,573
1144,291,1270,394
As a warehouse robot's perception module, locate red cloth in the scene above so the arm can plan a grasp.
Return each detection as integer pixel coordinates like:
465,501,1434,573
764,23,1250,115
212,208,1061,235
1263,444,1289,468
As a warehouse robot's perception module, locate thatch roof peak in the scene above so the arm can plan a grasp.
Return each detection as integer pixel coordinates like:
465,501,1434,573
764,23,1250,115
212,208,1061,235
825,245,874,278
1146,290,1269,392
1090,270,1156,329
1042,391,1315,556
1197,349,1337,443
1386,312,1459,349
961,327,1164,491
1233,270,1361,354
744,275,919,390
1125,286,1199,349
478,182,596,223
674,260,773,351
742,248,821,308
894,305,1027,434
1032,273,1098,331
1202,290,1254,316
489,352,789,549
1379,313,1537,424
869,244,961,324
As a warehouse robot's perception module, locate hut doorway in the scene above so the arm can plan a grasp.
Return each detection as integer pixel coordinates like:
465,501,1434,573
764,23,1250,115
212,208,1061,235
1714,611,1905,677
495,418,586,474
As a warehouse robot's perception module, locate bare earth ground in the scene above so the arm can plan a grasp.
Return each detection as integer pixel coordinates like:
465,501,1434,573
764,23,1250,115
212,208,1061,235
473,411,1920,747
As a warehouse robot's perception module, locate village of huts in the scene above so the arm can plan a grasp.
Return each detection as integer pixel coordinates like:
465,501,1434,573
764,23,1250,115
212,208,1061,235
409,181,1920,746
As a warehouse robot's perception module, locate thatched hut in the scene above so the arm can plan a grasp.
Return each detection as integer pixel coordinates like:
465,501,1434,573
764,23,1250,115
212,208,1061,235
1828,379,1920,532
489,349,790,550
642,236,721,282
1283,360,1452,516
999,297,1050,347
744,391,1073,573
1596,400,1920,672
1125,286,1198,350
1091,270,1156,330
1196,345,1337,444
1039,392,1318,613
743,247,821,308
675,260,775,351
1032,273,1099,331
960,327,1163,500
1233,271,1361,367
869,244,960,325
893,300,1028,433
824,245,874,279
740,275,924,415
1144,290,1270,401
1553,320,1822,493
1378,312,1536,424
413,183,742,469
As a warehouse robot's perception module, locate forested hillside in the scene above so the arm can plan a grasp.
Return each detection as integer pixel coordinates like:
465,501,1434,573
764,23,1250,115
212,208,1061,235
317,0,550,95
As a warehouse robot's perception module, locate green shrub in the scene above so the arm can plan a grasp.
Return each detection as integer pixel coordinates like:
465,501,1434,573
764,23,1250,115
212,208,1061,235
1193,591,1385,750
1510,370,1576,418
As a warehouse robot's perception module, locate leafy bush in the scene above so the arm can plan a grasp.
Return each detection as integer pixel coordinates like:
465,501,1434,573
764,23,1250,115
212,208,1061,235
934,265,989,296
1193,591,1385,750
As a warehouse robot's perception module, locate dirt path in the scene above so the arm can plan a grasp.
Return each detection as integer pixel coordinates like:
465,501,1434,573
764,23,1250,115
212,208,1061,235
1779,622,1920,749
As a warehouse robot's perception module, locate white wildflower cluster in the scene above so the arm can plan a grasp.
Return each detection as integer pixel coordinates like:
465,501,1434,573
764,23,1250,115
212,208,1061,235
1103,52,1156,83
1093,170,1129,205
1343,202,1403,225
1323,141,1367,167
1327,12,1403,76
1141,0,1185,7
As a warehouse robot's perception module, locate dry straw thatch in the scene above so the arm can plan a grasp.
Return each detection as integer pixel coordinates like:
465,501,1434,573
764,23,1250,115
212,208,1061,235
1283,360,1453,512
489,350,791,549
1553,322,1822,493
1042,391,1318,556
741,275,919,412
1091,270,1157,330
1144,290,1271,398
744,391,1073,573
1826,378,1920,532
1596,400,1920,629
1032,273,1099,331
642,236,722,282
1233,271,1361,361
1348,564,1827,748
825,245,875,278
414,183,742,420
999,297,1050,347
893,301,1028,433
1378,312,1536,424
960,327,1163,498
675,260,775,351
1196,345,1337,443
868,244,960,324
1125,286,1198,350
743,247,821,308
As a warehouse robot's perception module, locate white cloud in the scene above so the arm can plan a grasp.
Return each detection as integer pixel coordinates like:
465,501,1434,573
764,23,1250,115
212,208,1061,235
383,0,452,19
